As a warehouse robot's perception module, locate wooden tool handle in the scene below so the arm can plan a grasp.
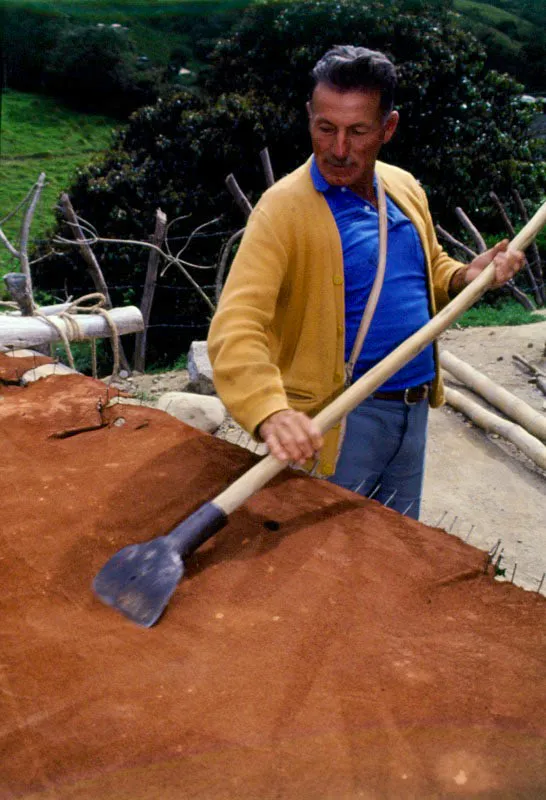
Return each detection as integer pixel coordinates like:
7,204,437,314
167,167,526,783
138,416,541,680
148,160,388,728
214,200,546,515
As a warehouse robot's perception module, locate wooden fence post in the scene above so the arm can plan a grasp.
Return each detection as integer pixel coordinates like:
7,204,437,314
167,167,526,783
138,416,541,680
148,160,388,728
134,208,167,372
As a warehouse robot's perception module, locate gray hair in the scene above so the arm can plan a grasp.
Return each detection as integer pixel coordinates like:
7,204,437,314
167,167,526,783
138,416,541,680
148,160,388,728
311,45,397,114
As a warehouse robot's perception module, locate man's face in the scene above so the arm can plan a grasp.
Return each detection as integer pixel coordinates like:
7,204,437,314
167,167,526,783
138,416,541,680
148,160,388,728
307,83,399,195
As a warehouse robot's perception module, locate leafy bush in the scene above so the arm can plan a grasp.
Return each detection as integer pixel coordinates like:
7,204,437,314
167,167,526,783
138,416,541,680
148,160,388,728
43,25,162,116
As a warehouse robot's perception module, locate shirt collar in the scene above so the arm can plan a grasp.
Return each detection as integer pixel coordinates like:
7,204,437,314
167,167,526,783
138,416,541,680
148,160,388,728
310,155,331,193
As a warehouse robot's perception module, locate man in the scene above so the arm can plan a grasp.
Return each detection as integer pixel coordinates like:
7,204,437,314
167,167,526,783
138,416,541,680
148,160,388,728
208,45,523,519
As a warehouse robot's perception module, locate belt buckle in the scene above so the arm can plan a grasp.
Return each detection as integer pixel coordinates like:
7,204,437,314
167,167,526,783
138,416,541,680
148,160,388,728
404,384,428,406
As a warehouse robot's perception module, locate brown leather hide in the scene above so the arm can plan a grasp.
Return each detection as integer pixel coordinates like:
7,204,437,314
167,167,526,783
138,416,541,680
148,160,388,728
1,367,545,798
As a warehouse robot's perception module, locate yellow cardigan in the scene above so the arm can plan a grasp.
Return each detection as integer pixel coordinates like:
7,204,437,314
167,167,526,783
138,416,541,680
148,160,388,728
208,157,462,476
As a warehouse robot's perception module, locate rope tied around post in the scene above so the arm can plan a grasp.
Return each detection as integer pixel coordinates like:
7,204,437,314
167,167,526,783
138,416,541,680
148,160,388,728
33,293,121,378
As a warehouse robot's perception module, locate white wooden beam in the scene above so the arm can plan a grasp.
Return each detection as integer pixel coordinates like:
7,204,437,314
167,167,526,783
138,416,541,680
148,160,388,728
0,306,144,349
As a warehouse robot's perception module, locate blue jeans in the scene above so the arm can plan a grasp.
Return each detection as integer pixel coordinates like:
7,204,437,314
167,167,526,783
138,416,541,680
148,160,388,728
329,395,429,520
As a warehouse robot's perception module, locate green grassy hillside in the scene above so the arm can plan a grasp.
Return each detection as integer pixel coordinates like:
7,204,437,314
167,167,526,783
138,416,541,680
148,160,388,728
456,0,535,31
0,90,118,275
482,0,545,28
454,0,545,91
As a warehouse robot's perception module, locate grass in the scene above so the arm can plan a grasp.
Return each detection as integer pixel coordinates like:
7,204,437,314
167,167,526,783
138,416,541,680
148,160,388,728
169,353,188,370
456,298,544,327
454,0,535,37
0,89,119,275
452,0,536,70
145,353,188,373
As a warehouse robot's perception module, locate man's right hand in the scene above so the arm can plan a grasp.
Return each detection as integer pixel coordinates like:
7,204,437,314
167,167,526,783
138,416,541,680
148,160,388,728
259,409,324,465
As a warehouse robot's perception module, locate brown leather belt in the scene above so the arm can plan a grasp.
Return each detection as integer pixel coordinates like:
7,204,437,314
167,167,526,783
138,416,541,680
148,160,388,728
372,383,430,405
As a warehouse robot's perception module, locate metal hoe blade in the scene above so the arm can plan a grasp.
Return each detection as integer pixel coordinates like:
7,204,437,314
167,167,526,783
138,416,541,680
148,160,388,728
93,502,228,626
93,537,185,627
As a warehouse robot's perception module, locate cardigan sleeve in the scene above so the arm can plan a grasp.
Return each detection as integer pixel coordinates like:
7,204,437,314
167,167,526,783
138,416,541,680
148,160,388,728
207,199,293,437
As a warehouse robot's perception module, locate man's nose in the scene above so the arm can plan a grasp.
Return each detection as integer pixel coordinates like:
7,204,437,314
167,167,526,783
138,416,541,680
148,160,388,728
332,131,350,159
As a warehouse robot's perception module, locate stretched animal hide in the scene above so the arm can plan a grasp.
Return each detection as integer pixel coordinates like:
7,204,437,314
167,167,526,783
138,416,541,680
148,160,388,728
1,361,545,799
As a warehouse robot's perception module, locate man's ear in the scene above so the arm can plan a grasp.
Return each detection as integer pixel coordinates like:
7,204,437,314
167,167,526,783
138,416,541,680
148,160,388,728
306,100,312,120
383,110,399,144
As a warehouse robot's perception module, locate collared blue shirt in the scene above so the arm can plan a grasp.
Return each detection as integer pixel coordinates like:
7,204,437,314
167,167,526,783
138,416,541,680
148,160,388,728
310,157,435,390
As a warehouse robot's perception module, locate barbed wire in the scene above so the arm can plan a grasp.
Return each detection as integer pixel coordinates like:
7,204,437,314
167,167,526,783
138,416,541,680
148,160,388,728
34,283,217,294
25,227,241,247
147,322,211,330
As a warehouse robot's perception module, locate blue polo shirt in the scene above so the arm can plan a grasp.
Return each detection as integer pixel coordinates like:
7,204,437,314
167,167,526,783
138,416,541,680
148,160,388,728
311,158,435,390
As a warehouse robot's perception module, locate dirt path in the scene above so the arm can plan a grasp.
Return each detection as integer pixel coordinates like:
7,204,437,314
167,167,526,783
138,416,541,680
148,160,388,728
121,318,546,594
422,318,546,593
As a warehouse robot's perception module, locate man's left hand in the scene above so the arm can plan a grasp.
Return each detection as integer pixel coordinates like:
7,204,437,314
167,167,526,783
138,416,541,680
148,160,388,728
450,240,525,295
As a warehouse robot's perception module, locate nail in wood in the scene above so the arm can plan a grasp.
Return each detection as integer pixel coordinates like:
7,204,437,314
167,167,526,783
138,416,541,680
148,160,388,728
494,549,504,571
384,489,397,508
434,510,448,528
488,539,502,559
366,482,382,500
402,500,414,516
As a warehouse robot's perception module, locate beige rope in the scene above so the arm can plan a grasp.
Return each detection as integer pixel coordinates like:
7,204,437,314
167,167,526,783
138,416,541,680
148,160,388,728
345,176,388,384
32,293,121,378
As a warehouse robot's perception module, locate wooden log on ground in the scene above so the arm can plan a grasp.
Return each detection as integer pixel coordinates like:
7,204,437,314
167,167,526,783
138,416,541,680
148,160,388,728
0,306,143,349
441,349,546,441
444,386,546,470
